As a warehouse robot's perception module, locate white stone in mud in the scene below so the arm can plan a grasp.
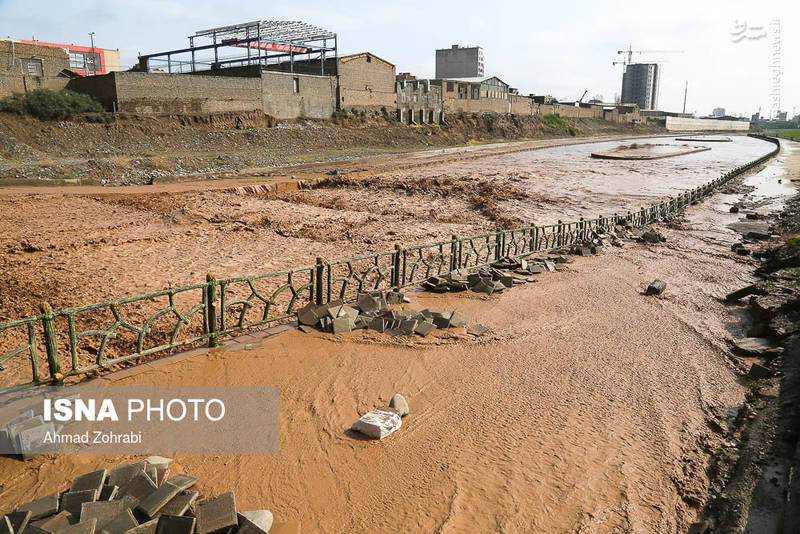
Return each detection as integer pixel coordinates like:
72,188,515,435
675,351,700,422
351,409,402,439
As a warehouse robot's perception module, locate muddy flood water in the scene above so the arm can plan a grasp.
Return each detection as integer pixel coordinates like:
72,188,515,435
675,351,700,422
0,136,794,533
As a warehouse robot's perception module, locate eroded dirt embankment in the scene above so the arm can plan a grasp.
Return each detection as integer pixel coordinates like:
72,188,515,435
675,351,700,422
0,110,658,185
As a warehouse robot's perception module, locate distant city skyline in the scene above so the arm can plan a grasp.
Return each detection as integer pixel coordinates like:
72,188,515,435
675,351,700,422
0,0,796,118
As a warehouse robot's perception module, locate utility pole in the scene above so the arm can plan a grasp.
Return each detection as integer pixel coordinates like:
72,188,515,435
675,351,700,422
88,32,95,75
682,81,688,114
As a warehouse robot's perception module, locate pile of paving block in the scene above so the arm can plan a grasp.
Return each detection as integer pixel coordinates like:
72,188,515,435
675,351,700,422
4,457,275,534
1,407,62,460
296,290,475,337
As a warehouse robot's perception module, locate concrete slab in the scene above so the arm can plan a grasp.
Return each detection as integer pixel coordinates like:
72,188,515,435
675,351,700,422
154,515,194,534
467,324,490,336
157,491,198,517
56,519,97,534
351,409,402,440
108,463,146,489
80,501,125,530
29,511,74,534
236,511,273,534
368,317,387,333
99,510,137,534
61,491,99,519
17,422,57,459
331,317,354,334
295,303,320,326
118,471,157,502
137,482,183,519
71,470,107,495
195,493,237,534
98,487,118,502
414,321,436,337
124,519,158,534
166,474,197,491
356,293,380,313
399,320,418,336
3,510,31,534
144,457,174,470
15,492,60,520
448,311,468,328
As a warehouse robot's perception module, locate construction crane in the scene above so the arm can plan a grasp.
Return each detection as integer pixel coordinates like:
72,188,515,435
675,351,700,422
612,45,683,66
578,90,588,103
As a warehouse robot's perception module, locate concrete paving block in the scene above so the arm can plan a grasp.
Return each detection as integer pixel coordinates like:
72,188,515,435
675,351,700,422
3,511,32,534
118,471,157,502
145,466,158,486
30,511,74,534
99,510,138,534
80,502,125,531
56,519,97,534
15,492,60,520
399,320,418,336
3,409,34,429
154,515,194,534
166,475,198,492
645,279,667,296
414,321,436,337
236,511,273,534
61,491,99,519
498,275,514,288
448,311,468,328
71,470,107,495
748,363,773,380
385,291,404,305
158,491,198,517
331,317,354,334
351,409,402,440
356,293,380,313
385,328,404,337
144,457,174,470
155,469,170,488
124,519,158,534
467,324,490,336
295,303,320,327
108,463,147,489
195,493,237,534
431,313,452,329
98,487,118,502
17,422,57,459
367,317,387,333
0,516,10,534
318,316,332,332
137,482,183,519
543,260,556,272
353,315,370,330
0,429,12,454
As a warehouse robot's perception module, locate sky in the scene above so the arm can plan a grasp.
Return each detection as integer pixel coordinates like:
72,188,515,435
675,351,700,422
0,0,796,119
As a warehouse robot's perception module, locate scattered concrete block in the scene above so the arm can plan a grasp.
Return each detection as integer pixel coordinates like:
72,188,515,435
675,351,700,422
62,491,99,519
3,510,31,534
368,317,387,333
195,492,237,534
351,409,402,440
639,229,666,243
15,492,60,520
124,519,158,534
237,511,273,534
144,457,174,470
331,316,354,334
543,260,556,272
71,470,107,495
118,471,157,502
448,311,468,328
57,519,97,534
81,501,126,530
356,293,381,313
748,363,774,380
98,487,118,502
17,422,57,459
645,280,667,296
399,319,418,336
137,482,183,519
166,474,197,491
29,511,74,534
389,394,409,417
158,491,198,517
108,463,146,489
414,321,436,337
467,324,490,336
295,303,321,326
725,284,766,302
385,291,404,305
99,510,137,534
154,515,194,534
297,325,314,334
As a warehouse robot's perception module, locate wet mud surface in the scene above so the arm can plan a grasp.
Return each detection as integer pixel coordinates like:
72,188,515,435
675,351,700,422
0,135,792,532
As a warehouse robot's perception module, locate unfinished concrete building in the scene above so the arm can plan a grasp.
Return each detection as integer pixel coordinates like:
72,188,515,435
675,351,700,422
396,79,442,124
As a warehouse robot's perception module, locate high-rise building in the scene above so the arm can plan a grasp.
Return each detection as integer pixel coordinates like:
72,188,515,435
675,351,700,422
712,107,726,117
435,45,484,79
620,63,660,110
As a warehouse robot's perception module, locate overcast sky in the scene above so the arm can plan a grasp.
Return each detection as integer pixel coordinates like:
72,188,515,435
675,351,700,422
0,0,796,118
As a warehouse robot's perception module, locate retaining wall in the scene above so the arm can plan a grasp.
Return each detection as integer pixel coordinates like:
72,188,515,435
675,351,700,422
666,117,750,131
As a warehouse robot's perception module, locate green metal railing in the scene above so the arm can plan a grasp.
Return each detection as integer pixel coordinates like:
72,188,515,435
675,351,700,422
0,134,782,387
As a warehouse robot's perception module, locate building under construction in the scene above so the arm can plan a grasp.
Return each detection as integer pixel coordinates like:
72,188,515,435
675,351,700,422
621,63,660,111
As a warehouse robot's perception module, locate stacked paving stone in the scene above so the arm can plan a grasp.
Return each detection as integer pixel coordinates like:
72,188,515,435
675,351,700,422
296,290,471,337
4,458,274,534
0,408,61,460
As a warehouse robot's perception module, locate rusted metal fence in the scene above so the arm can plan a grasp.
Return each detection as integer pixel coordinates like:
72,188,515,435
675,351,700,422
0,134,781,386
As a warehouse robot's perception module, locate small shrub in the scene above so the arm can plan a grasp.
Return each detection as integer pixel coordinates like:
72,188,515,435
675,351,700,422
332,109,348,120
786,237,800,248
0,89,103,120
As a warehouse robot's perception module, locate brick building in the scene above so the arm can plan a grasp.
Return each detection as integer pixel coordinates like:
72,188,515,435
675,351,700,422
0,40,71,97
396,79,442,124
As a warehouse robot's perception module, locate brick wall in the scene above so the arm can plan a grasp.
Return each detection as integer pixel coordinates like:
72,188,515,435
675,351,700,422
261,71,336,119
338,54,396,111
0,41,71,97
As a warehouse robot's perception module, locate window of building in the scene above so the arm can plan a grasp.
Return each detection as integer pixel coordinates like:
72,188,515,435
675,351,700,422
458,84,468,99
293,77,300,93
68,51,101,72
447,82,454,92
471,85,480,99
366,56,371,62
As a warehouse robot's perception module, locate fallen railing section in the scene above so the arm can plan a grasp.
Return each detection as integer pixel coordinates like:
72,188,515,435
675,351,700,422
0,135,781,386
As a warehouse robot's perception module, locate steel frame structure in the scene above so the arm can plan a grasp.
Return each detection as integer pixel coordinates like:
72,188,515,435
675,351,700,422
138,20,337,75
